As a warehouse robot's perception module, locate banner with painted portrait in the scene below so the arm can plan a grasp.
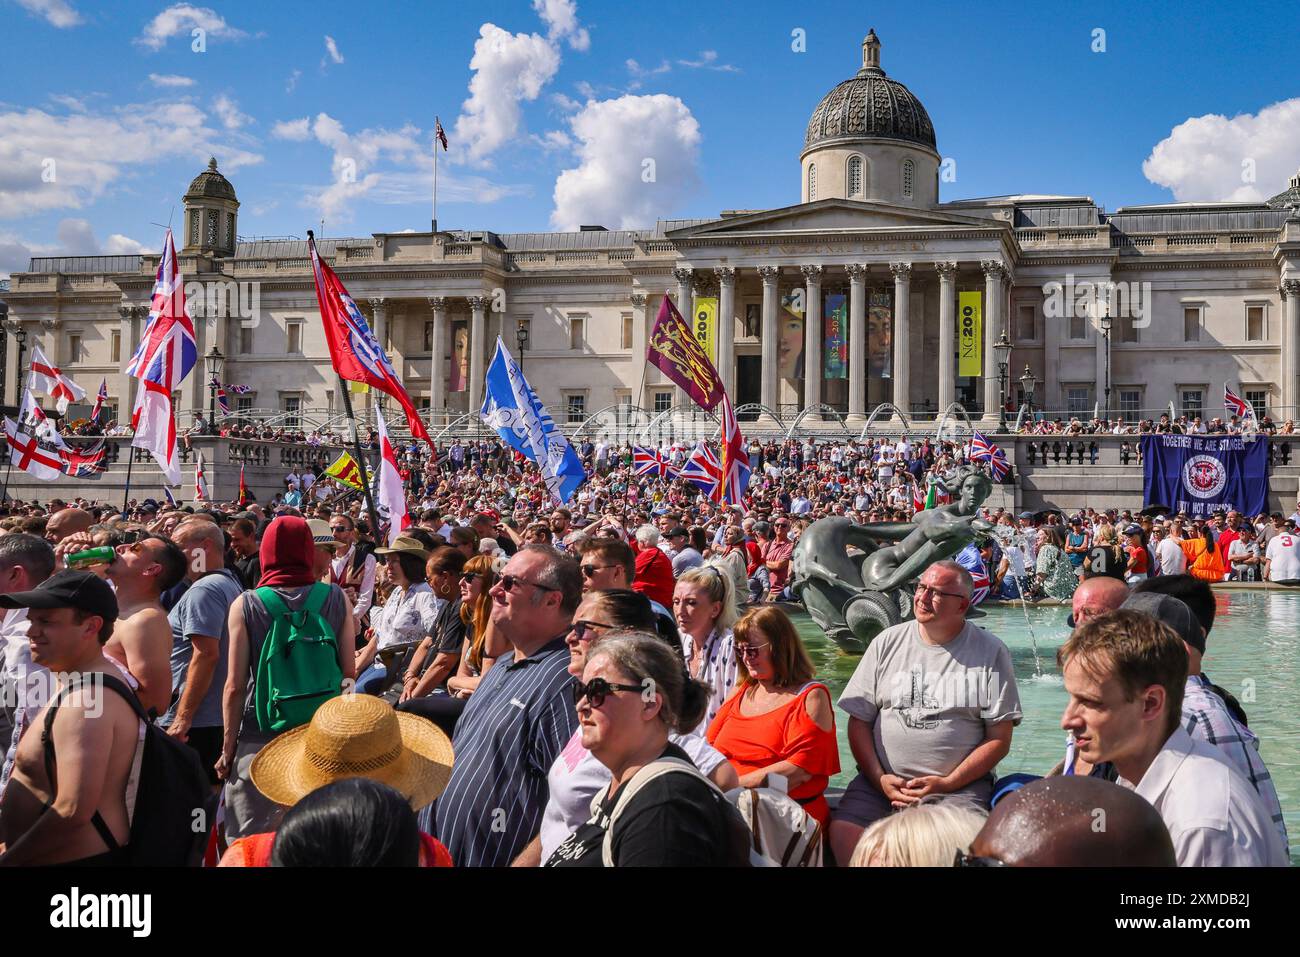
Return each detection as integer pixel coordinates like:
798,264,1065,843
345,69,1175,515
450,320,468,392
823,293,847,379
779,289,805,381
868,290,893,379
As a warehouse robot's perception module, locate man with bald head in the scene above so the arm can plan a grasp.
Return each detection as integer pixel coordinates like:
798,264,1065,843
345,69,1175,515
43,508,92,547
964,776,1176,866
1069,575,1129,631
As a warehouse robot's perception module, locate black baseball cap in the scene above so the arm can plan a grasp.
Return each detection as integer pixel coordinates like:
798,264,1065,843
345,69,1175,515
0,569,119,623
667,526,689,539
1121,592,1205,654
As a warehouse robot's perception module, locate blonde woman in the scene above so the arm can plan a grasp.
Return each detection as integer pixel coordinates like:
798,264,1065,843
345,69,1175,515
849,802,987,867
673,563,741,733
1082,525,1126,581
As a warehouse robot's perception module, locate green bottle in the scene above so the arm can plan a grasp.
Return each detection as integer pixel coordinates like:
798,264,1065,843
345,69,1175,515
66,546,116,569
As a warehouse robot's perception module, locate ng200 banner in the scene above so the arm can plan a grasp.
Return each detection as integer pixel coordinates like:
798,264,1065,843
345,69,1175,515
958,291,981,377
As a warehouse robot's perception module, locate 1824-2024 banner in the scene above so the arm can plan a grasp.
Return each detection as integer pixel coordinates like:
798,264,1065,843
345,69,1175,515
1141,434,1270,517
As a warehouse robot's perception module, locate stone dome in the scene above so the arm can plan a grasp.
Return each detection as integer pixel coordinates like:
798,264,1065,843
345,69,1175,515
803,30,936,154
185,157,238,201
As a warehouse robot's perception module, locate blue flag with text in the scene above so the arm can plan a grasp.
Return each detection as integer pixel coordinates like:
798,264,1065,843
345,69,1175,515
1141,434,1269,517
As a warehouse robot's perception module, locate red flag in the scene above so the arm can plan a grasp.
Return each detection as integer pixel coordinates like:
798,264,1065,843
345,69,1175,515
646,296,724,411
238,463,250,505
308,233,432,447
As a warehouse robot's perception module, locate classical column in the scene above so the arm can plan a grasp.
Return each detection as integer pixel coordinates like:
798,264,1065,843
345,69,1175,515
428,297,447,414
629,292,649,408
891,262,912,419
758,266,780,414
714,267,736,398
981,260,1006,420
672,267,694,407
368,298,388,352
467,295,488,412
846,264,867,420
118,305,137,419
936,262,957,414
801,265,823,411
1283,280,1300,416
40,318,61,367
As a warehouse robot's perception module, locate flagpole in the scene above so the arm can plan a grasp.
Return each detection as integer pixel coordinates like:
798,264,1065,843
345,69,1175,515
121,442,136,517
432,117,438,233
339,375,382,539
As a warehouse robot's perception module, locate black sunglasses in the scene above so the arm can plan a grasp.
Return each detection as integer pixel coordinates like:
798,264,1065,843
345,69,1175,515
459,572,481,584
572,676,643,709
954,849,1005,867
580,563,617,578
499,574,558,593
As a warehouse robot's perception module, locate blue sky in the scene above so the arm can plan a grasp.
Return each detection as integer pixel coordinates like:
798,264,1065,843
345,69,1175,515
3,0,1299,275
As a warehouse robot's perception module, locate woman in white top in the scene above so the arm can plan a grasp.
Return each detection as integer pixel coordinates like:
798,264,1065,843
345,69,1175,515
354,537,442,694
673,563,740,734
517,588,737,866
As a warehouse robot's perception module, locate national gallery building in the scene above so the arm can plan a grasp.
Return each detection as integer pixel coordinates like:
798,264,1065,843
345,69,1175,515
5,31,1300,435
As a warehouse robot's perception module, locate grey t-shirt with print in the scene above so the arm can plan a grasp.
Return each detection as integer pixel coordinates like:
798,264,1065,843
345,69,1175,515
837,619,1022,804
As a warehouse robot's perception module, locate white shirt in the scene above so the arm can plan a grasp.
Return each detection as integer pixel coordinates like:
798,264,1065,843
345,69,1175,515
1265,532,1300,581
371,582,443,651
331,546,378,621
1120,727,1288,867
1157,537,1186,576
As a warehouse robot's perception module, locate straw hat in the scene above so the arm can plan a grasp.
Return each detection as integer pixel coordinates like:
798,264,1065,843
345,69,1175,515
373,536,430,560
250,695,453,810
306,519,339,547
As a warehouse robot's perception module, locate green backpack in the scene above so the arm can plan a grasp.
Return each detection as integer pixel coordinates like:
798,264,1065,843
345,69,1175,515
253,583,344,733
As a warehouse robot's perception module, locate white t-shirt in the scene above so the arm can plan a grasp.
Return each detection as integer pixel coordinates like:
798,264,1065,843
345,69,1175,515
1157,538,1187,576
538,728,729,862
1265,532,1300,581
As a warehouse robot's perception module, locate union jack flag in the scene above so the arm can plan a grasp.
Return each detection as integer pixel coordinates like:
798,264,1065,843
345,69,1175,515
91,377,109,423
58,441,107,478
968,431,1010,482
435,116,448,151
213,379,230,416
680,440,725,503
124,228,196,386
225,383,253,394
1224,383,1254,420
633,445,677,480
718,394,750,506
955,543,991,605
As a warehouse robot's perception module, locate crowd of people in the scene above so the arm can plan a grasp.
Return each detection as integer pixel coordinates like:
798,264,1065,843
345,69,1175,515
0,425,1294,867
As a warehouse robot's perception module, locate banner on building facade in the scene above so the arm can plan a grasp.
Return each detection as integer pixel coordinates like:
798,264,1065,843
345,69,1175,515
1141,434,1269,517
958,291,981,377
868,290,892,379
824,293,847,379
779,290,805,382
693,297,718,364
450,320,468,392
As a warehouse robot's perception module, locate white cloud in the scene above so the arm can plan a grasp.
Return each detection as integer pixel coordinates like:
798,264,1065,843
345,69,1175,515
454,23,561,165
1143,98,1300,202
677,50,739,73
104,232,147,254
15,0,83,28
136,4,247,51
322,35,344,68
49,93,87,112
0,218,146,280
550,93,581,112
286,69,302,94
148,73,196,88
551,94,701,231
272,117,312,141
533,129,572,151
532,0,589,51
0,100,262,218
212,94,251,130
574,80,597,100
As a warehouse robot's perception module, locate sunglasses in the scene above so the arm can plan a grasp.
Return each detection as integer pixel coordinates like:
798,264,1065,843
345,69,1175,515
735,641,770,660
954,849,1005,867
580,563,618,578
459,572,481,584
499,574,558,594
568,619,610,640
572,676,643,709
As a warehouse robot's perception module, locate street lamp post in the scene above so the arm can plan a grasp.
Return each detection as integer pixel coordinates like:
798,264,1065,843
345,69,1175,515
1099,311,1112,424
993,331,1012,434
0,301,8,410
1019,363,1039,423
10,321,27,410
515,321,530,374
205,345,224,431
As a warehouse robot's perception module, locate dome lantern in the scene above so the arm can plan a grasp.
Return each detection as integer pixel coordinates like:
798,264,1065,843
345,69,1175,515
181,156,239,257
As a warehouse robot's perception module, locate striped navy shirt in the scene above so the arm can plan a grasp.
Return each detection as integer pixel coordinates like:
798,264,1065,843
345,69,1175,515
434,635,578,867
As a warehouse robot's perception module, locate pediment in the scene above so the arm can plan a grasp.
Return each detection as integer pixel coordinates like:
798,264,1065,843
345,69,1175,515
667,198,1005,240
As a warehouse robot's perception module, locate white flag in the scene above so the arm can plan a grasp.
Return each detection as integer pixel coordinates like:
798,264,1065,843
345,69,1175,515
130,377,181,485
375,407,410,545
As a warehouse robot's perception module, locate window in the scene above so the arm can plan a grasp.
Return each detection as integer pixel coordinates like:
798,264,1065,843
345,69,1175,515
563,392,586,424
1183,306,1202,342
226,212,235,247
68,334,81,363
653,391,672,414
1180,388,1204,420
621,313,634,350
808,163,816,201
110,331,121,364
282,395,301,429
1118,315,1139,343
240,325,253,354
614,390,632,407
569,316,584,350
189,212,199,247
1119,389,1142,422
206,211,218,247
1016,304,1035,341
423,321,434,352
1066,386,1093,416
902,159,914,199
1246,304,1266,342
1245,390,1267,421
287,321,303,354
848,156,863,197
1068,312,1086,340
236,396,254,415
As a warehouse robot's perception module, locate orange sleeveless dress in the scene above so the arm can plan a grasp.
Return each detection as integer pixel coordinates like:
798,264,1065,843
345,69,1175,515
706,682,840,826
1181,538,1225,582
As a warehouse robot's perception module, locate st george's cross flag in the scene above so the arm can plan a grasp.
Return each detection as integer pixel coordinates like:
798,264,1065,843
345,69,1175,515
633,445,677,480
3,418,63,481
308,232,432,447
28,346,86,414
679,440,725,503
18,389,68,451
194,449,209,502
374,407,411,545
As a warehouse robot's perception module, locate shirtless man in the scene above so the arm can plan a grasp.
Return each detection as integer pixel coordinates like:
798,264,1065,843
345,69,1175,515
103,535,188,717
0,571,139,865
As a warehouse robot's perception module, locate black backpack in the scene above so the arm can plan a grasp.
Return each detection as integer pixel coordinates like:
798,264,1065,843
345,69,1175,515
43,672,211,866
